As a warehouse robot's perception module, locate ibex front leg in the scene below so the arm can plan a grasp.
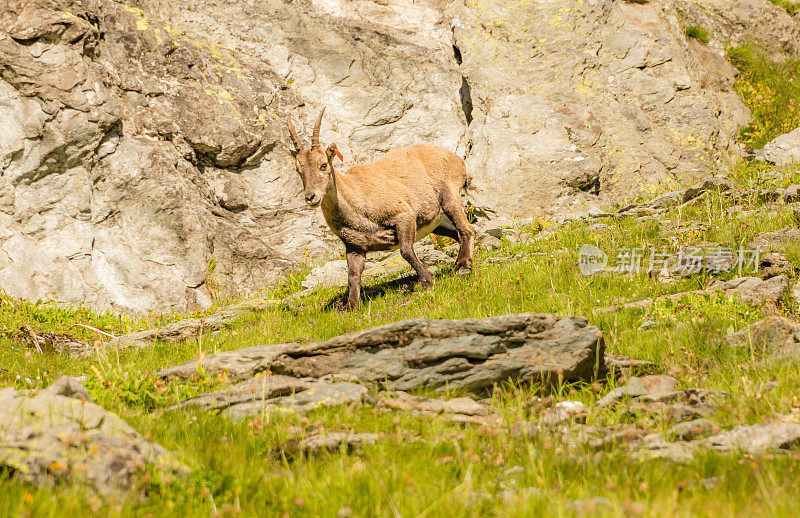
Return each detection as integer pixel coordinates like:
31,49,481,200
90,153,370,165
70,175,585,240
345,246,366,311
396,214,434,289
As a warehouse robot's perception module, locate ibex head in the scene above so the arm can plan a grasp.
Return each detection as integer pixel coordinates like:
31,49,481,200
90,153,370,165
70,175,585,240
287,107,343,207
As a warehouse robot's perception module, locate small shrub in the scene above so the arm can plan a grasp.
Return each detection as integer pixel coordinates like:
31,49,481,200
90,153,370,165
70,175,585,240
768,0,800,16
684,26,711,44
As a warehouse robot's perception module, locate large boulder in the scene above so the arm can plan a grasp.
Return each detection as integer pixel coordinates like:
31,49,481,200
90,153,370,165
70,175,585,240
448,0,749,218
726,316,800,363
154,313,606,395
756,127,800,167
0,381,185,494
670,0,800,60
0,0,759,312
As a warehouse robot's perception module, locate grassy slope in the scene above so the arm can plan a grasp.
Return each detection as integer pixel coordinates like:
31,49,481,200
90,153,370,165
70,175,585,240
4,43,800,518
3,184,800,517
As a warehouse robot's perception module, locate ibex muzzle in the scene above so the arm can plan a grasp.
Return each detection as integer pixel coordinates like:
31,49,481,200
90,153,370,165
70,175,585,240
287,108,475,310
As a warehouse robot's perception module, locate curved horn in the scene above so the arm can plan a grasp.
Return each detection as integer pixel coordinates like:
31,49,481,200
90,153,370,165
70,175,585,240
311,107,325,148
286,116,302,150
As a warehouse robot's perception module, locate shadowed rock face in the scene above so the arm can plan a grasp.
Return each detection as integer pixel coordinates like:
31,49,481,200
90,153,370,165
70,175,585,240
153,313,605,398
2,0,789,312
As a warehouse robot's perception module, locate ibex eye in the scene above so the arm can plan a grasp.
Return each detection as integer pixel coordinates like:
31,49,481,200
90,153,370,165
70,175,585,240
320,163,327,170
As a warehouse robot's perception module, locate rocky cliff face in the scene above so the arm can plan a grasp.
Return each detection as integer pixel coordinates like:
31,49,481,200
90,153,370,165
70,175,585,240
0,0,796,313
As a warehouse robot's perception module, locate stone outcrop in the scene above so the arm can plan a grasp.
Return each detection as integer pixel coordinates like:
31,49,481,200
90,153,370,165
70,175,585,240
0,0,770,312
448,0,749,218
170,375,368,419
726,316,800,363
640,420,800,462
0,380,185,494
670,0,800,59
594,275,791,313
756,127,800,167
154,313,605,396
296,432,379,455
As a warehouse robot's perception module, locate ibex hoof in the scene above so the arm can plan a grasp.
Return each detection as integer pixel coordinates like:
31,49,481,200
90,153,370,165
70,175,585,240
453,265,472,276
338,300,359,312
420,277,435,289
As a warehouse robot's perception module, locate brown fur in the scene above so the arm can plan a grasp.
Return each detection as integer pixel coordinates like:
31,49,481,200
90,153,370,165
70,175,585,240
288,110,475,310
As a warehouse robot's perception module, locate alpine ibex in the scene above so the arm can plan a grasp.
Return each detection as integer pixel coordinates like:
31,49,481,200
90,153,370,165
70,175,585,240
287,108,475,310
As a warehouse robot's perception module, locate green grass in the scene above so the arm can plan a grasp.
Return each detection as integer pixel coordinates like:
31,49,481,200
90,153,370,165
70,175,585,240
728,43,800,148
3,175,800,515
684,26,710,44
768,0,800,16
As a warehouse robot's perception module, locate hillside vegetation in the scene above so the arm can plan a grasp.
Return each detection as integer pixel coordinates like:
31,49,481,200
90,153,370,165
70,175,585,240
4,22,800,518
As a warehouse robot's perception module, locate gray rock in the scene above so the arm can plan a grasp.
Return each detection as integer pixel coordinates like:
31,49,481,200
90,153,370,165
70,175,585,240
705,422,800,453
597,375,677,407
710,275,790,305
637,418,800,462
588,223,609,233
784,184,800,203
756,127,800,167
301,260,349,289
154,313,605,393
759,251,793,278
619,178,733,215
38,376,92,402
673,0,800,59
477,233,503,250
0,383,185,494
669,419,720,441
110,309,243,350
222,381,368,419
449,0,748,220
297,432,378,455
378,392,489,417
726,316,800,363
596,275,791,313
168,374,367,419
541,400,588,425
567,497,612,513
169,375,316,412
755,228,800,250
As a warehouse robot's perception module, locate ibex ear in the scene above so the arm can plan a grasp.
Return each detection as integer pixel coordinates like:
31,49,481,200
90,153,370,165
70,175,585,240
285,145,298,158
327,143,343,162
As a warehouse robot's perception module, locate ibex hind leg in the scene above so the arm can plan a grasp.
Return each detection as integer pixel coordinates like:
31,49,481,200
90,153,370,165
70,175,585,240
396,214,435,288
440,188,475,274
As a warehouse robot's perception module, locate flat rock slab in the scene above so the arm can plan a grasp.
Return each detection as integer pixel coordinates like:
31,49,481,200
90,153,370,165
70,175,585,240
640,420,800,462
297,432,379,455
594,276,790,314
377,391,489,417
110,310,243,351
0,382,185,494
154,313,605,394
597,375,678,407
169,375,368,419
617,178,733,215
